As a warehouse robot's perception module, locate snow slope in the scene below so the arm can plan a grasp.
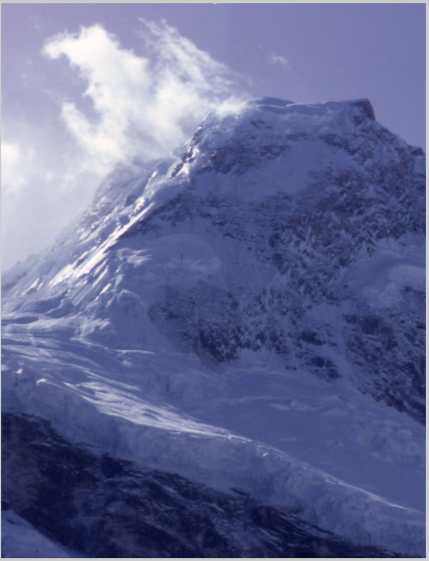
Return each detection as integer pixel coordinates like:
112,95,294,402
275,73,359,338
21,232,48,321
2,98,425,557
1,511,83,558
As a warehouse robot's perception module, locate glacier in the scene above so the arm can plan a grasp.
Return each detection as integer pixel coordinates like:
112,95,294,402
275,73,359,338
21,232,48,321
2,98,425,557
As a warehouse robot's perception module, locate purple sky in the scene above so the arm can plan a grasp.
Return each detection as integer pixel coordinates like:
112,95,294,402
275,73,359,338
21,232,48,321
2,3,426,270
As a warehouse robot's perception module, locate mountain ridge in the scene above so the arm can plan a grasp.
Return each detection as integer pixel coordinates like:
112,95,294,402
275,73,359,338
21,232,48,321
2,97,426,557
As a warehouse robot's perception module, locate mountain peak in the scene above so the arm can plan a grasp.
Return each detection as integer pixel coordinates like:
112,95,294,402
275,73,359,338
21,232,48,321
248,96,375,121
2,95,425,557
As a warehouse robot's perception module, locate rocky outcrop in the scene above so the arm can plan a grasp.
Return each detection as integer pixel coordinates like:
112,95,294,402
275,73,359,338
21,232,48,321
1,98,425,557
2,413,398,558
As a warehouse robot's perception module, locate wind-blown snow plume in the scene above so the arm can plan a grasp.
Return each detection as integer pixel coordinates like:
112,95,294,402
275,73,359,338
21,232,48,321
2,20,246,270
43,21,246,170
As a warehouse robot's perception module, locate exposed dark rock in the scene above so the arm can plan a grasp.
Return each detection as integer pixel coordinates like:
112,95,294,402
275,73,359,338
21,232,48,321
140,164,425,422
2,413,401,558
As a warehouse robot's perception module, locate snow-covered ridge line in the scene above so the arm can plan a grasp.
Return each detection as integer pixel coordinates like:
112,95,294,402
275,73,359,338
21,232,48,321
4,412,404,558
2,96,425,557
0,97,415,298
1,359,425,557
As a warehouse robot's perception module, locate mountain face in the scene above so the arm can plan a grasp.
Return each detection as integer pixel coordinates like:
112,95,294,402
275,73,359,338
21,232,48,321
2,98,426,557
2,413,398,558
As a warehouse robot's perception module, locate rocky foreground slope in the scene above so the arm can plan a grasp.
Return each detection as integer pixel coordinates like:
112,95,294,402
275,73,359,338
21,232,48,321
2,98,425,557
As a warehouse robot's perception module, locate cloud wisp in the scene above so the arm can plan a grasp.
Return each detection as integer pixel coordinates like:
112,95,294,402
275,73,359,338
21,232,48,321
43,21,246,171
2,20,246,270
268,53,290,69
1,142,35,194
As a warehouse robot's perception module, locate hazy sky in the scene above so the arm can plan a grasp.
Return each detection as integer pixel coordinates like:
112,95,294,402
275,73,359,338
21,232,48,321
2,3,426,270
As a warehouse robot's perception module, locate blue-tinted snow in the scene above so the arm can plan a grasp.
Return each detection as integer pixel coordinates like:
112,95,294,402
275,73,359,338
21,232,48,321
2,98,425,556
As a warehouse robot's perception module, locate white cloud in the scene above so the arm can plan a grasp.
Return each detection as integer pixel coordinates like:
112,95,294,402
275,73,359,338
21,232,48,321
43,21,246,172
1,133,95,270
2,21,247,270
1,141,35,193
268,53,290,69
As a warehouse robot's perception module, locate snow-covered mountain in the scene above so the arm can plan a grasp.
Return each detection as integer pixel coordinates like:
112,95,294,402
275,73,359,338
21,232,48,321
2,98,425,557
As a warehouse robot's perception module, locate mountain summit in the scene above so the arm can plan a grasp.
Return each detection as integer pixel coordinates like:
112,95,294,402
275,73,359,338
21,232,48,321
2,98,425,557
